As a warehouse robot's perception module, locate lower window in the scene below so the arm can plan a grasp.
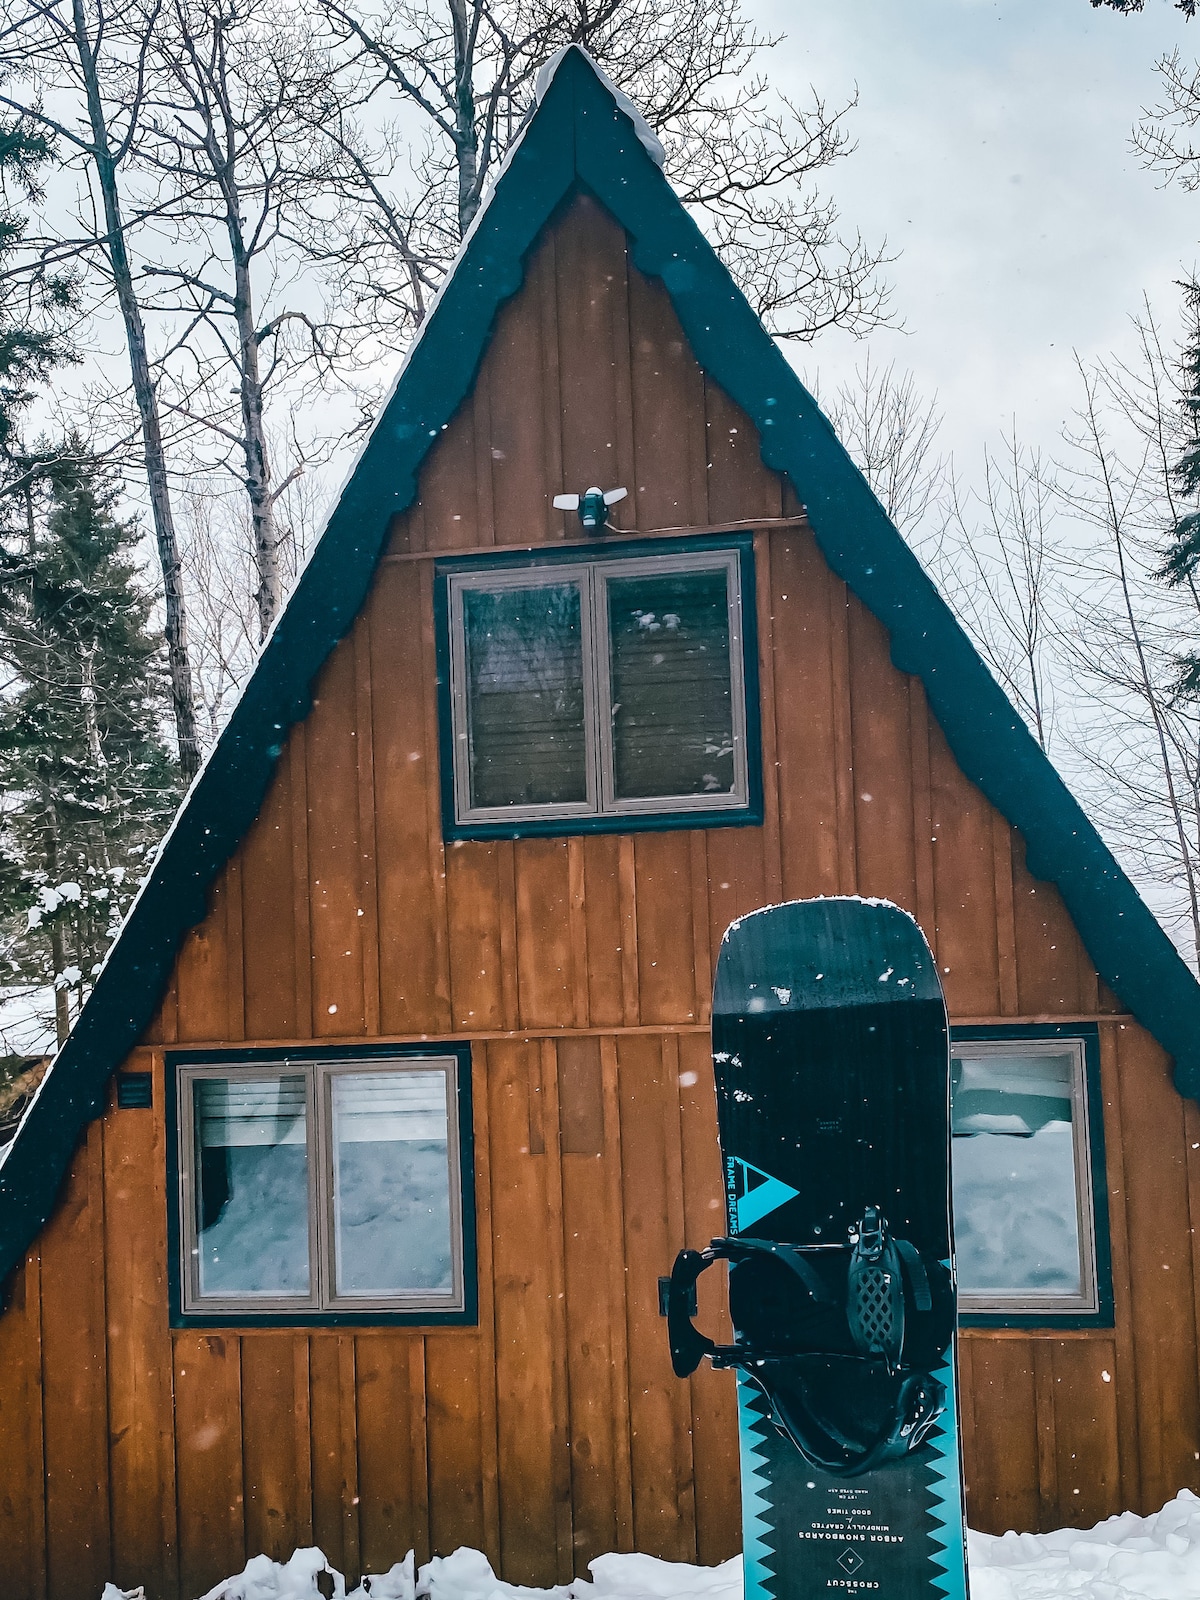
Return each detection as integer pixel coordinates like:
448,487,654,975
950,1031,1108,1322
172,1048,473,1321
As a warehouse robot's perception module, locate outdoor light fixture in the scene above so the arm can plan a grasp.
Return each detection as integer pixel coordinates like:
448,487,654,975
553,485,627,532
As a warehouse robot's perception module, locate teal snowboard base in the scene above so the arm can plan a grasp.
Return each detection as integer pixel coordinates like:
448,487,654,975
667,897,970,1600
737,1357,968,1600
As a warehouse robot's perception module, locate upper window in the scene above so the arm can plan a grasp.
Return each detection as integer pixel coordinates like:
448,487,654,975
950,1033,1109,1322
439,542,760,837
171,1048,474,1324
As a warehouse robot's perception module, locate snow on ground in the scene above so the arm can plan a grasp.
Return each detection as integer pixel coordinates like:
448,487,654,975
101,1489,1200,1600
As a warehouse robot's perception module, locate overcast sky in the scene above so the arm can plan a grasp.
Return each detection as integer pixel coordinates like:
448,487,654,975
763,0,1200,467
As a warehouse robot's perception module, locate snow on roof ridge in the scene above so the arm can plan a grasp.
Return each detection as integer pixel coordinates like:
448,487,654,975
535,45,666,168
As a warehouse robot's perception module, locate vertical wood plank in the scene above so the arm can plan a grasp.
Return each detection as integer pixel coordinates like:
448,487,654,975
354,614,383,1036
961,1338,1039,1534
600,1036,635,1552
772,529,841,901
419,392,479,552
0,1252,47,1600
1115,1023,1200,1509
496,842,520,1031
515,841,575,1029
558,1037,621,1567
829,578,858,895
446,844,506,1031
372,561,451,1036
677,1031,739,1564
703,380,782,524
689,833,713,1022
1011,830,1091,1016
224,855,246,1041
582,835,624,1027
556,196,627,509
487,1038,566,1584
408,1341,432,1566
991,814,1020,1015
104,1062,175,1595
240,761,297,1040
908,680,937,946
294,1339,314,1550
568,838,591,1028
471,1041,503,1565
1047,1340,1121,1529
309,1336,346,1570
40,1127,111,1600
472,365,497,546
355,1335,417,1576
927,719,1000,1017
633,832,695,1026
618,838,640,1027
243,1335,308,1561
339,1337,361,1581
627,267,708,531
536,233,567,543
485,242,551,546
1098,1022,1142,1515
425,1335,489,1559
290,728,313,1036
754,531,784,906
174,1333,245,1599
174,880,230,1043
846,597,917,912
616,1035,694,1560
306,641,365,1038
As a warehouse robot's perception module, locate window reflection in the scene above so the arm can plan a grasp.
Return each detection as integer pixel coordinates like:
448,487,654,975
331,1070,454,1297
951,1049,1085,1302
463,583,587,808
606,568,734,799
194,1075,310,1297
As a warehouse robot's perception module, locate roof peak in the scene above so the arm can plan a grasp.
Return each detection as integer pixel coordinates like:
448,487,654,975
534,44,666,167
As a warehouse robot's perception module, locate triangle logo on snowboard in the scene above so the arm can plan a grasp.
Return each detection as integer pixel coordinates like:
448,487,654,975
730,1157,800,1231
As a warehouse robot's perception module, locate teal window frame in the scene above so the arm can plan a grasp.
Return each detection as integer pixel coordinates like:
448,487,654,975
165,1042,478,1329
435,533,764,841
951,1023,1113,1330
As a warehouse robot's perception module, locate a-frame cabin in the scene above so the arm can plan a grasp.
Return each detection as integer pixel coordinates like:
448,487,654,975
3,47,1200,1600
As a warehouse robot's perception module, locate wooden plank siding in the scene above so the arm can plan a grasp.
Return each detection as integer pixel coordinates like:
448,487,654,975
3,191,1196,1599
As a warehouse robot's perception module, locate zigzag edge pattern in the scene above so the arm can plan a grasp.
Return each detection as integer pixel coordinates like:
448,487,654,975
925,1342,971,1600
737,1377,777,1600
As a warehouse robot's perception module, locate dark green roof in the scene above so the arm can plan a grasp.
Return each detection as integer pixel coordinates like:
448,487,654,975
2,46,1197,1284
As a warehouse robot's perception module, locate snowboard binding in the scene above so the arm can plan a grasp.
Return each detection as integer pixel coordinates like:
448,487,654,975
666,1208,952,1477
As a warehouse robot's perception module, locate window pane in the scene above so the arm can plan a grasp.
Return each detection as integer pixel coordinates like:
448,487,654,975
951,1051,1083,1298
463,584,587,808
331,1071,455,1298
606,568,735,800
193,1076,310,1298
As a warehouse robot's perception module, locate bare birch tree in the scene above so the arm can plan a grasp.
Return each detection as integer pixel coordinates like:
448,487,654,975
1058,322,1200,965
304,0,893,348
819,357,945,536
0,0,201,778
938,436,1061,753
131,0,346,639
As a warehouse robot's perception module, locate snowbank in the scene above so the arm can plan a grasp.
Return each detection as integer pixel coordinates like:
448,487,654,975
967,1489,1200,1599
101,1489,1200,1600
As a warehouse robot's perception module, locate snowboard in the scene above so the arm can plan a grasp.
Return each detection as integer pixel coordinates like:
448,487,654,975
666,897,969,1600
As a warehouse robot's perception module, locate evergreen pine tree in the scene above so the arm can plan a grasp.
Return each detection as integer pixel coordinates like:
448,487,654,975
1157,280,1200,698
0,117,74,477
0,443,181,1047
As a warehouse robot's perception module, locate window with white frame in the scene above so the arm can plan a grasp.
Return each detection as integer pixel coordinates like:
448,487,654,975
175,1054,468,1318
443,547,754,830
950,1037,1102,1318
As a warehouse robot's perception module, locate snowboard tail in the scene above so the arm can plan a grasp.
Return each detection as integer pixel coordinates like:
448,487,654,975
672,898,969,1600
